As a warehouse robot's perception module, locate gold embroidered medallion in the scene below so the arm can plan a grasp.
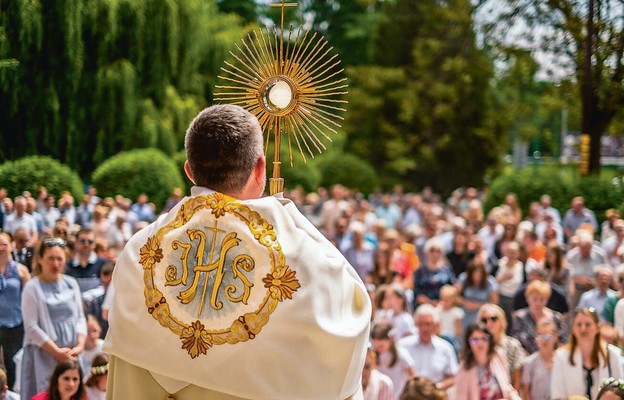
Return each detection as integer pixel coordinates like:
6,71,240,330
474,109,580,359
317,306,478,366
140,193,300,358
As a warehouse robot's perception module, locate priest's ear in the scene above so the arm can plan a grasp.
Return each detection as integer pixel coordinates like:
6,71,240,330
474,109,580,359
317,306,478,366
184,161,196,184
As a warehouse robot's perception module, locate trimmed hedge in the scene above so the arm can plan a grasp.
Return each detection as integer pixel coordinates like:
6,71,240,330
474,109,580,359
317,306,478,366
92,149,184,210
317,152,379,195
484,166,624,223
0,156,84,201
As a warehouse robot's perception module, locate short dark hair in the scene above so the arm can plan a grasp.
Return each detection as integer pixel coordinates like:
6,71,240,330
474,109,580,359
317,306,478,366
48,360,85,400
185,105,263,194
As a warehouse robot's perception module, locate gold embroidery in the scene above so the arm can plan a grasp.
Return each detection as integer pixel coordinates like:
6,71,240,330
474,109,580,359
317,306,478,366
141,193,300,358
262,266,301,301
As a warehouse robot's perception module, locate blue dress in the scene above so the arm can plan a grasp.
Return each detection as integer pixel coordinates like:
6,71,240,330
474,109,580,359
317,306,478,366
459,273,498,328
20,276,84,399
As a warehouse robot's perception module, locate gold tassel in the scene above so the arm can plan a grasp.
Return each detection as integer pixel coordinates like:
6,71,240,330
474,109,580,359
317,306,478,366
166,395,175,400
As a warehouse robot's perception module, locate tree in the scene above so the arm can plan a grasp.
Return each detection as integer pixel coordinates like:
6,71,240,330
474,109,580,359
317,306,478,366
482,0,624,174
0,0,250,179
345,0,501,194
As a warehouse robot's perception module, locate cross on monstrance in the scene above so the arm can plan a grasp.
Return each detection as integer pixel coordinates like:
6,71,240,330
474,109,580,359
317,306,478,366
214,0,348,195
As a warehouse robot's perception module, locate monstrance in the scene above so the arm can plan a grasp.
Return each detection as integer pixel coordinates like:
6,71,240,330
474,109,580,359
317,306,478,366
214,0,348,195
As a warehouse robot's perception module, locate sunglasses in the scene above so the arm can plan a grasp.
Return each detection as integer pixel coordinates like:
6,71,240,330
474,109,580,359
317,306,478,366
79,238,94,245
469,336,490,345
43,238,67,248
480,316,499,324
536,334,553,341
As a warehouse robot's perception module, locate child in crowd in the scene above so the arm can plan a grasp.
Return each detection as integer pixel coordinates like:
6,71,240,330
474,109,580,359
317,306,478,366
371,322,416,400
362,347,394,400
84,354,108,400
81,315,104,373
374,285,417,339
597,378,624,400
436,285,464,355
32,360,86,400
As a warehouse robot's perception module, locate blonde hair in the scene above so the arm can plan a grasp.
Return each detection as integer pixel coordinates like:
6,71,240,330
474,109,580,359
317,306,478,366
477,303,508,335
439,285,459,306
526,280,552,298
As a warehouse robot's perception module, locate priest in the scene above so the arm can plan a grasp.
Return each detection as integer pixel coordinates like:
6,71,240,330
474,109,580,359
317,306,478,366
103,104,371,399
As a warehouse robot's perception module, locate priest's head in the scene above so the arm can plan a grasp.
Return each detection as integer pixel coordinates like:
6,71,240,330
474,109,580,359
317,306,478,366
184,105,266,200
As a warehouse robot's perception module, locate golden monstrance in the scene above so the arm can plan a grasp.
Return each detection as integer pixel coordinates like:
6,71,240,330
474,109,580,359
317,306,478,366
214,0,348,195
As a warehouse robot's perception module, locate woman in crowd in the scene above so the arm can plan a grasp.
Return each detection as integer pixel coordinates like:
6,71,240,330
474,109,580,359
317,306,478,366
370,244,397,287
543,242,570,296
399,376,447,400
511,280,567,354
494,223,517,261
551,307,624,400
457,260,498,328
84,354,108,400
0,232,30,389
446,231,474,278
477,304,524,390
597,378,624,400
32,360,86,400
374,285,417,339
521,319,558,400
20,238,87,399
371,322,415,400
495,240,524,329
413,239,455,307
455,324,520,400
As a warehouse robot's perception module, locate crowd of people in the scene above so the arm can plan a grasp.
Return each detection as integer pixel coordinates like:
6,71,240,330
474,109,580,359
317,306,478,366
3,180,624,399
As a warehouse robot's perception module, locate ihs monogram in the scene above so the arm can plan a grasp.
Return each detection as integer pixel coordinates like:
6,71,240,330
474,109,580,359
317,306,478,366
165,220,255,316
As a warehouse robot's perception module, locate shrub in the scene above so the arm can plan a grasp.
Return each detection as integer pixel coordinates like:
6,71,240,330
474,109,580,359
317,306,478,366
0,156,84,201
484,166,624,224
172,149,193,194
317,152,379,195
92,149,184,210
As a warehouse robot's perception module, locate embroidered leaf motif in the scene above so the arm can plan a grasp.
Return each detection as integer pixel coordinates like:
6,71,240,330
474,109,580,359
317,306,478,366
181,320,212,358
262,266,300,301
139,237,163,270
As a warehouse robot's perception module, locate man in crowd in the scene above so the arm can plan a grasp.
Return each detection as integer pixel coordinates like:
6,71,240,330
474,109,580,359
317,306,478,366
563,196,598,242
104,104,371,399
567,230,606,308
397,304,458,391
577,265,617,321
10,227,34,272
65,228,108,293
3,196,38,245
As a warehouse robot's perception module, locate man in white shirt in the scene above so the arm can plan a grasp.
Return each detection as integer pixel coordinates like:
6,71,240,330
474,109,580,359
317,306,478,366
104,105,371,400
397,304,458,391
3,196,38,245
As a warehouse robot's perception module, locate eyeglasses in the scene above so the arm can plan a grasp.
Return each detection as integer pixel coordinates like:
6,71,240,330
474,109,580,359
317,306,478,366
43,238,66,248
536,334,553,341
480,316,499,324
469,336,490,345
78,238,94,245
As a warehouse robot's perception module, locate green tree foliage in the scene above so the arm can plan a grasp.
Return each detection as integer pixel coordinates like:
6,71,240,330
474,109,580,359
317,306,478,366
316,153,379,195
92,148,184,209
0,156,84,201
484,166,624,224
492,49,581,157
346,0,501,195
482,0,624,175
0,0,250,178
216,0,258,25
301,0,381,67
